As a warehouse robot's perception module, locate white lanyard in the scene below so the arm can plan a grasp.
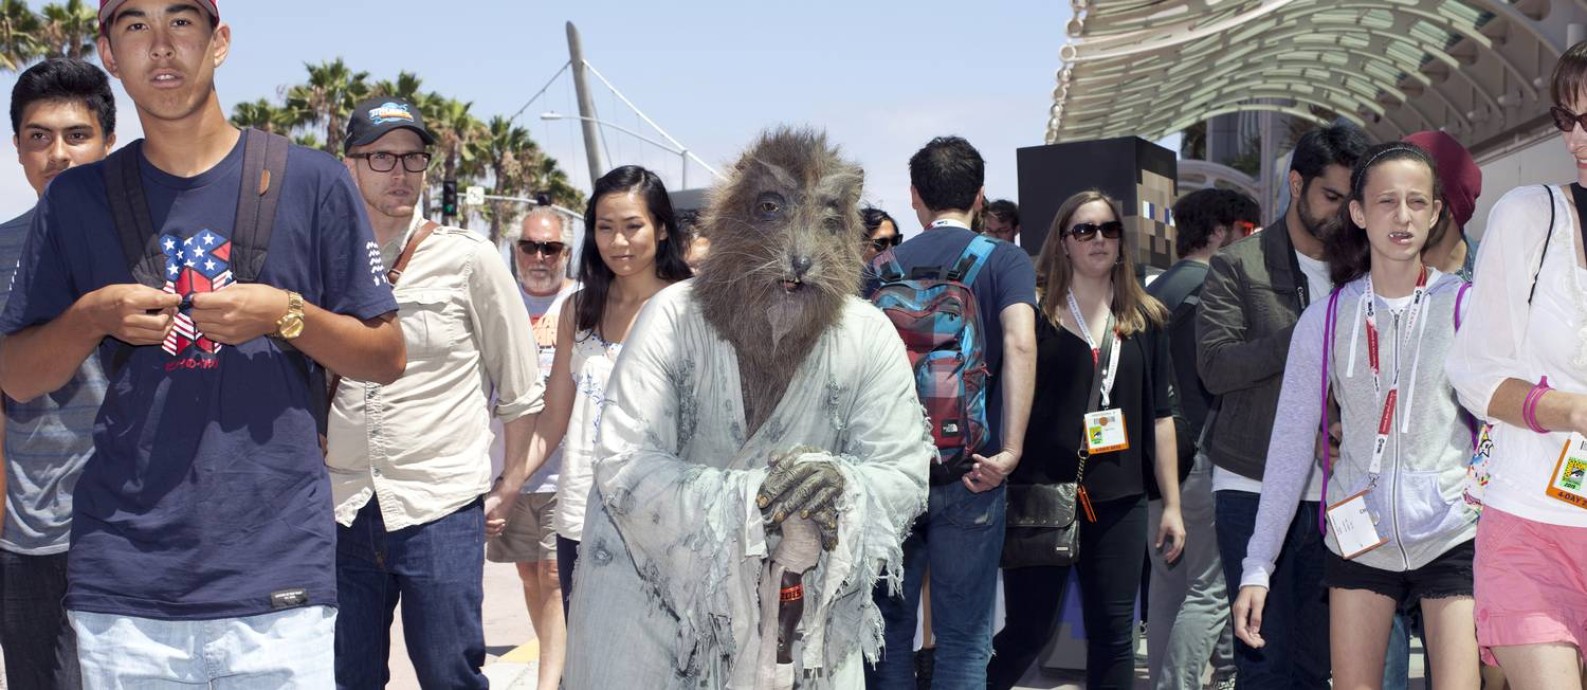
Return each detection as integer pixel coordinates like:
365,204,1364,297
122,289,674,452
1067,291,1122,408
1349,267,1431,481
929,218,971,231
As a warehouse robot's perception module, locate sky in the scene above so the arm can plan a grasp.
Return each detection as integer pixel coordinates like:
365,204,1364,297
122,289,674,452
0,0,1074,224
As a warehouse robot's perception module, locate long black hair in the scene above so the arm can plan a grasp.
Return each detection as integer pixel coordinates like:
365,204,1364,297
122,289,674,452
1325,141,1443,287
573,165,693,335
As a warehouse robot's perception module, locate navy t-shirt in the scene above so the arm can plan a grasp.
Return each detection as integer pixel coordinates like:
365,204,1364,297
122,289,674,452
867,224,1038,457
0,137,397,620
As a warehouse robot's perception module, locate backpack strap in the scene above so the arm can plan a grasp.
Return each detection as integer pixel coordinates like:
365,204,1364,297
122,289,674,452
101,143,166,289
874,249,905,283
1455,281,1472,331
231,128,291,283
1527,184,1558,305
1317,286,1344,534
947,234,998,284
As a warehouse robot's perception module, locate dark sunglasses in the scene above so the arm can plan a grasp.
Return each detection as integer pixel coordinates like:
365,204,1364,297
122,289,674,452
516,240,567,257
1552,106,1587,133
1066,221,1124,241
870,234,902,252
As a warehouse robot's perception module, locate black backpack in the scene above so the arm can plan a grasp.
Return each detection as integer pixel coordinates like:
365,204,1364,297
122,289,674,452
103,128,290,288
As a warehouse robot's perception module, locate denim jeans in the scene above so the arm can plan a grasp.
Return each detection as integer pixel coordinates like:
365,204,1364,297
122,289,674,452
0,550,80,689
1216,490,1330,690
1148,456,1234,690
866,481,1005,690
335,497,487,690
69,605,334,688
991,494,1147,690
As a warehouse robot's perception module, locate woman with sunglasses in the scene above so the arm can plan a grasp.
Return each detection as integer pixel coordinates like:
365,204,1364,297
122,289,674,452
1232,142,1480,690
861,205,903,265
512,166,691,615
988,190,1183,690
1447,41,1587,690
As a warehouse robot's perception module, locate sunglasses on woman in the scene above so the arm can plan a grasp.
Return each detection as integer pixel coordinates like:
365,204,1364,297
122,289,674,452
1066,221,1125,241
1552,106,1587,133
871,235,902,252
516,240,567,257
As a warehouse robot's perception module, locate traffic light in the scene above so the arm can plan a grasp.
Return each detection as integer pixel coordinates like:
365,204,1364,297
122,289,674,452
535,192,552,207
441,179,458,218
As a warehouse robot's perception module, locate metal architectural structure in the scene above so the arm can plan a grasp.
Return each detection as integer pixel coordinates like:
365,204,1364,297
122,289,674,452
1049,0,1587,159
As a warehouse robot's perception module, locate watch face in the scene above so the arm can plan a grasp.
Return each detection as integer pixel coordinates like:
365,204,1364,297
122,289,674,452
279,315,305,339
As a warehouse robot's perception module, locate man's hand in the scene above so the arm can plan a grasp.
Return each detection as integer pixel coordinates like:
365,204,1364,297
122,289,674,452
85,284,180,345
484,490,516,539
1155,505,1186,564
963,450,1019,493
1232,585,1269,648
189,285,289,344
758,452,845,551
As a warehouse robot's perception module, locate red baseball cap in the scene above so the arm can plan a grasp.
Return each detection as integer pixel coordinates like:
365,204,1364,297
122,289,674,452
1402,130,1483,230
99,0,219,36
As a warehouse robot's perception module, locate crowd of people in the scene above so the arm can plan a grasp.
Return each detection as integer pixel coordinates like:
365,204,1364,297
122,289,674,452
4,2,1587,690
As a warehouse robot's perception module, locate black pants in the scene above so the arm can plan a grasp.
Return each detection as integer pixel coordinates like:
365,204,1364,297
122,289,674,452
989,494,1146,690
557,535,579,619
0,550,80,690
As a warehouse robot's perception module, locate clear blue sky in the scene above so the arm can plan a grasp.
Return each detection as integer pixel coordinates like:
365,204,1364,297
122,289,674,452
1,0,1073,224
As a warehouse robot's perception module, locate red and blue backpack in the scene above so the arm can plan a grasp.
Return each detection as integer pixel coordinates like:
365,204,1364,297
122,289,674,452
870,235,998,477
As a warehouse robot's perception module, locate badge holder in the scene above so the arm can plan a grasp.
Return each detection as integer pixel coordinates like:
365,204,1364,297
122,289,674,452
1325,489,1388,560
1546,432,1587,510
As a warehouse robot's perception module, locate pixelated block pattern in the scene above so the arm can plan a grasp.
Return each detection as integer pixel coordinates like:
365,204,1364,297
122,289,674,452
1132,169,1178,270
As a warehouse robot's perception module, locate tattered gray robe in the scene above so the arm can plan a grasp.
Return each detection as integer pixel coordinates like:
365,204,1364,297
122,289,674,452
564,282,931,689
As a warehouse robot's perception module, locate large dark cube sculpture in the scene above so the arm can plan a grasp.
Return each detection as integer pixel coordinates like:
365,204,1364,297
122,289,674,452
1017,136,1178,271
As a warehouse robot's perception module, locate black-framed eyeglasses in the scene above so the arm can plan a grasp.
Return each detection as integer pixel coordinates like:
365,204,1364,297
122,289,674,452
517,240,567,257
1066,221,1124,241
348,151,433,173
870,234,902,252
1551,106,1587,133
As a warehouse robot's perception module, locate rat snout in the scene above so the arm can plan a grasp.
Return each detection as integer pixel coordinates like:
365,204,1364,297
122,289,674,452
790,255,813,280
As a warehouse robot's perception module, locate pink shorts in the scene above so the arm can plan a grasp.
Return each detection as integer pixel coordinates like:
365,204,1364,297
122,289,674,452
1474,506,1587,665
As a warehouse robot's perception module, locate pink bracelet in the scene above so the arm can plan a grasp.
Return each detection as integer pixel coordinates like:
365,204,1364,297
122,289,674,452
1523,376,1552,434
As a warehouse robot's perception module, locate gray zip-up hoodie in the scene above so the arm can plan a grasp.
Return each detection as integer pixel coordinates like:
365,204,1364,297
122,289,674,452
1240,271,1477,588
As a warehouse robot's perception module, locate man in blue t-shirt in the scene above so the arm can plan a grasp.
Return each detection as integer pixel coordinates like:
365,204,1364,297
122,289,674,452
0,56,118,690
0,1,404,684
865,136,1037,689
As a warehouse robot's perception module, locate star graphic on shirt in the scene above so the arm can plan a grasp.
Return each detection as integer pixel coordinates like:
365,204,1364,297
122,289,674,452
191,247,205,258
204,259,217,271
163,238,175,251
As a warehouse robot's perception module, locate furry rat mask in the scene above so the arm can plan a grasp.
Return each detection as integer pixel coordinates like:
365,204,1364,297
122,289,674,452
694,128,866,435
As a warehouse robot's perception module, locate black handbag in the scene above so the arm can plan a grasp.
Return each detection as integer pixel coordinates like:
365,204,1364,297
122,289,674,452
1001,473,1082,569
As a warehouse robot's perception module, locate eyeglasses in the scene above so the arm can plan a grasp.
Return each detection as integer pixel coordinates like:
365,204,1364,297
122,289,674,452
516,239,567,257
347,151,433,173
1066,221,1125,241
870,235,902,252
1552,106,1587,133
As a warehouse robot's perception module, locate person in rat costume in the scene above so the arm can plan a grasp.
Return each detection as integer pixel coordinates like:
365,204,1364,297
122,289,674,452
562,128,932,689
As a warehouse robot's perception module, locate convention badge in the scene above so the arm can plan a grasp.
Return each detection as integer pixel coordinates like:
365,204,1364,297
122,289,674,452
1325,489,1389,559
1083,408,1129,455
1545,432,1587,510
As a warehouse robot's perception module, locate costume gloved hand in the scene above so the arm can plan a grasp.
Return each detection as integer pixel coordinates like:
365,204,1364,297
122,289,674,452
758,452,845,551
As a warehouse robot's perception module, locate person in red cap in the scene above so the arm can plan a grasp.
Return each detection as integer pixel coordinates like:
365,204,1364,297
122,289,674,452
0,0,405,685
1403,131,1482,281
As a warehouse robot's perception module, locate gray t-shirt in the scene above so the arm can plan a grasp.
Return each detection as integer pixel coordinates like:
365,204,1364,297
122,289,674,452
0,209,108,555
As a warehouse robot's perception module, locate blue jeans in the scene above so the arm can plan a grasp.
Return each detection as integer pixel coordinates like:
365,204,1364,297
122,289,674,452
1216,490,1330,690
0,550,80,689
69,605,334,688
867,482,1005,690
335,497,487,690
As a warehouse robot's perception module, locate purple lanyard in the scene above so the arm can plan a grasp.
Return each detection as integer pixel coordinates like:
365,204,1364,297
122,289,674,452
1318,288,1343,534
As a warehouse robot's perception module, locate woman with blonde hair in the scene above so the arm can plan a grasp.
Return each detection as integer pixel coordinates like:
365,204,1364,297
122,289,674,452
988,190,1183,690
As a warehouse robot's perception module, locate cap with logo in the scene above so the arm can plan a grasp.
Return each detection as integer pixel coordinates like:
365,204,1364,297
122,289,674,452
344,98,437,154
99,0,220,36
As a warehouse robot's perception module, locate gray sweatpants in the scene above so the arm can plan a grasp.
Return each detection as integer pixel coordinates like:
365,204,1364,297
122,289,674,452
1147,452,1235,690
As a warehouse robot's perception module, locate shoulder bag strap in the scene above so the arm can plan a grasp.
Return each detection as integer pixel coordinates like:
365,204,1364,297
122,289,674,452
1528,185,1558,305
326,220,438,403
1317,286,1343,534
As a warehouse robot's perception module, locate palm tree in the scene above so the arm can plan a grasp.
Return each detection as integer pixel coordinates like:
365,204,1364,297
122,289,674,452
370,71,424,103
476,116,539,241
423,95,484,225
286,58,370,153
230,98,304,135
532,154,583,209
37,0,95,59
0,0,42,73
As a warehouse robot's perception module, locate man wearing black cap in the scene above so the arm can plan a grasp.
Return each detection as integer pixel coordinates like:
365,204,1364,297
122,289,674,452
0,0,404,684
327,96,544,689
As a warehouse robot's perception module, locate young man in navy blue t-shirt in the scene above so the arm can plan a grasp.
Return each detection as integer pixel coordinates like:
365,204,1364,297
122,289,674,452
0,0,404,684
866,136,1037,689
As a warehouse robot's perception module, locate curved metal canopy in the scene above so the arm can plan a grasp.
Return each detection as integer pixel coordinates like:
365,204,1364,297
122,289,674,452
1049,0,1587,154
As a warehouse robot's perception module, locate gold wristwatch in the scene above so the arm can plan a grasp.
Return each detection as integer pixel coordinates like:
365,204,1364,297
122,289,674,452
275,290,305,340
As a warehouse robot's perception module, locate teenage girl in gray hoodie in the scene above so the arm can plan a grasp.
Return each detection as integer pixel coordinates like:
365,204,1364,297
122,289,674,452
1231,142,1481,690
